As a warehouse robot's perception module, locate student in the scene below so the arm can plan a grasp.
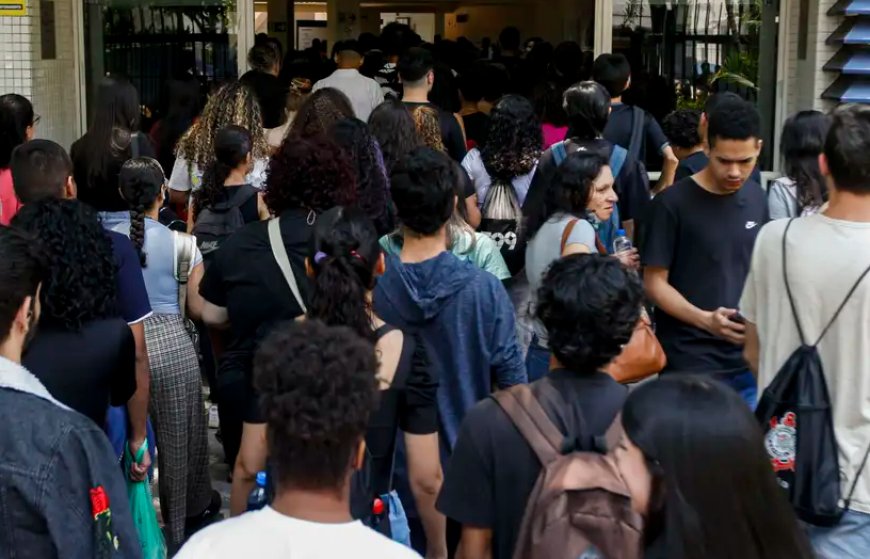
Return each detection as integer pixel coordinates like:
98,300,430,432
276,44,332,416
373,147,526,455
376,22,417,99
643,95,767,406
0,93,36,224
313,40,385,122
399,47,467,163
199,136,357,512
457,68,490,149
240,43,289,134
112,158,220,550
368,99,422,176
593,53,678,188
175,321,420,559
307,207,446,557
0,226,141,558
10,140,152,475
767,110,830,219
614,377,815,559
288,87,355,139
741,104,870,558
661,108,705,182
150,78,201,174
437,254,637,559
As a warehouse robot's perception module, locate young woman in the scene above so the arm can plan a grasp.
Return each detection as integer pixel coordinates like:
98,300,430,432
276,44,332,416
533,80,570,150
329,118,394,236
368,99,423,176
614,376,815,559
70,76,154,212
287,87,354,139
768,110,831,219
192,125,269,226
0,93,36,224
112,158,220,551
198,136,357,515
168,81,270,206
307,206,446,558
457,67,490,150
524,150,638,381
150,78,201,175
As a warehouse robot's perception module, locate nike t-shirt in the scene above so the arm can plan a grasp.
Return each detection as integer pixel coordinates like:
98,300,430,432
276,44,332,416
642,177,768,375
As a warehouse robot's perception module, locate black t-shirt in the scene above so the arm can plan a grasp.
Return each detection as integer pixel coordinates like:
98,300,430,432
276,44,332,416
240,71,289,129
523,138,651,224
462,111,490,149
403,101,468,163
603,103,669,166
641,177,768,375
23,318,136,427
436,370,627,559
199,210,311,421
71,133,155,212
675,151,763,184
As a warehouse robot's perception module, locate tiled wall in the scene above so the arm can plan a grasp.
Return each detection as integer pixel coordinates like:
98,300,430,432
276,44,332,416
0,0,81,150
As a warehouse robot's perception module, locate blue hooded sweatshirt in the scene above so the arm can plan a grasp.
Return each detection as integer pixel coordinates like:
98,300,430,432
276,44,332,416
374,252,527,449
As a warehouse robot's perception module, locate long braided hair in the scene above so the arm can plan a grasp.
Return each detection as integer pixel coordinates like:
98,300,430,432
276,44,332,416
118,158,165,267
176,81,268,169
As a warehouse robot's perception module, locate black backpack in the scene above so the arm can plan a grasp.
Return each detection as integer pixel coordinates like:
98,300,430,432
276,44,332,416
755,218,870,527
191,185,258,262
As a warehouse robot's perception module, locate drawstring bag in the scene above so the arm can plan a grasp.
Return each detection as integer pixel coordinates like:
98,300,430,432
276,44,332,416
123,441,167,559
479,180,526,276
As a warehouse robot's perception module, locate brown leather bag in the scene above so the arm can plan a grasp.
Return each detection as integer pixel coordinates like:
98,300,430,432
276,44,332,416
560,219,666,383
493,383,644,559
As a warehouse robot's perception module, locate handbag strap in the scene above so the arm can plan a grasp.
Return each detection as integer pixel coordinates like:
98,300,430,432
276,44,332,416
560,218,579,255
268,217,307,314
173,231,195,320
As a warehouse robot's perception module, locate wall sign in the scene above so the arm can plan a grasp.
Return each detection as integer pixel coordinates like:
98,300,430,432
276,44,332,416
0,2,26,16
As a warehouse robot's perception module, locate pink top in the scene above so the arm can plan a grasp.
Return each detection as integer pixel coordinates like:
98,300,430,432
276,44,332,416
541,123,569,150
0,168,22,226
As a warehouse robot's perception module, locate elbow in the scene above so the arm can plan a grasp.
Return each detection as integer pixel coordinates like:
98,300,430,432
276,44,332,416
410,468,443,498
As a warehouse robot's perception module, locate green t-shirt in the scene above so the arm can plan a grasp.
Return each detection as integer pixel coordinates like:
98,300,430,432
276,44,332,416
379,231,511,281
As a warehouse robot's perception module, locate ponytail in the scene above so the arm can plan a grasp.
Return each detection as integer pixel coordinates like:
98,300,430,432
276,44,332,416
194,159,232,216
309,251,375,342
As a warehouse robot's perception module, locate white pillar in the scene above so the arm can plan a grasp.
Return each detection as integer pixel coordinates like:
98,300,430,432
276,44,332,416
594,0,613,57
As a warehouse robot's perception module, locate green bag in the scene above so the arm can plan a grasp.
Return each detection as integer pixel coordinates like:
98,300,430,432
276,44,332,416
124,440,167,559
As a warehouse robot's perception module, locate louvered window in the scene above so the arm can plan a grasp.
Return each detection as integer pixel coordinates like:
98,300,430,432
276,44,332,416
824,0,870,102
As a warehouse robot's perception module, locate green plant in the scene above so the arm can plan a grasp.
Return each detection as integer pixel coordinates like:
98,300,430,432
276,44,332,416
711,51,759,90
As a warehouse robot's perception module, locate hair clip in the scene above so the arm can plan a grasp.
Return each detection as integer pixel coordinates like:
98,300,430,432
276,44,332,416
350,250,366,264
314,251,328,264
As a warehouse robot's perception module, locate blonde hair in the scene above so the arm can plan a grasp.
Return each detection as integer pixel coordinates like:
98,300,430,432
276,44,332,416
412,106,446,153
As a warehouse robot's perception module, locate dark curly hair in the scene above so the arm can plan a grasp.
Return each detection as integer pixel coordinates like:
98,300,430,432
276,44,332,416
368,99,422,175
309,207,381,343
330,119,395,236
0,93,34,168
265,135,357,216
481,95,542,183
119,157,165,267
661,109,702,149
11,199,118,331
536,254,642,372
288,88,354,140
254,320,379,490
193,125,252,217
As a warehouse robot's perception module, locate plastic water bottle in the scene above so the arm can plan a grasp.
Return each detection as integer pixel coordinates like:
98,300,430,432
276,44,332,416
613,229,633,256
246,471,268,511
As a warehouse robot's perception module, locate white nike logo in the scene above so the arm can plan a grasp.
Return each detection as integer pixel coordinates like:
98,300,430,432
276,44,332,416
745,221,758,230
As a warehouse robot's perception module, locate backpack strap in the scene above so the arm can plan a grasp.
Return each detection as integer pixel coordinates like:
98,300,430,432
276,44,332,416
560,218,579,255
610,144,628,179
268,217,308,314
131,132,141,159
173,231,196,319
492,385,566,466
552,141,568,166
627,106,645,162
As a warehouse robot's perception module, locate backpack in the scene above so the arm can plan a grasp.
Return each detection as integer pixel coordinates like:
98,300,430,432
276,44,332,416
191,185,258,263
755,218,870,527
479,179,526,276
493,382,644,559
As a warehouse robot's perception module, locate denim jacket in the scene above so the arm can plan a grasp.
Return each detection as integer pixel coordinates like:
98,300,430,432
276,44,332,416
0,356,141,558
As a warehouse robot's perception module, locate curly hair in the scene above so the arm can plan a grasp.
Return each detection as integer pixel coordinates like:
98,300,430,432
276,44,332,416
119,157,165,267
288,88,354,140
368,99,422,175
481,95,542,182
536,254,642,372
412,106,445,153
176,81,268,168
661,109,702,149
11,199,118,331
309,207,381,342
254,320,379,490
193,125,252,217
330,119,395,236
264,135,357,216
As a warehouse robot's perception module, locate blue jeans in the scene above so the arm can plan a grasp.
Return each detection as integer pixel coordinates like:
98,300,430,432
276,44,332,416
525,337,550,382
715,370,758,409
806,509,870,559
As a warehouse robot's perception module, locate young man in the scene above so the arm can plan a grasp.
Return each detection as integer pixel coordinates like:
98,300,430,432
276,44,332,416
437,254,638,559
399,47,467,163
176,321,419,558
662,108,705,178
376,22,416,99
741,104,870,558
240,43,288,130
593,53,678,188
313,40,384,122
643,96,767,406
10,139,152,477
0,227,140,557
373,147,526,453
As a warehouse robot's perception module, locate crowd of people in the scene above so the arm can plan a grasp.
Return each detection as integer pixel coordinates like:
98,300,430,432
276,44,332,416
0,21,869,559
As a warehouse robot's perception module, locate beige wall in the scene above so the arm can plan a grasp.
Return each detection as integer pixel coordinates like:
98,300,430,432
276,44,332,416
444,4,534,42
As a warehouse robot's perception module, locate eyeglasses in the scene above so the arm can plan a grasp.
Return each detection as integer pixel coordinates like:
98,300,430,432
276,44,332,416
32,114,41,126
